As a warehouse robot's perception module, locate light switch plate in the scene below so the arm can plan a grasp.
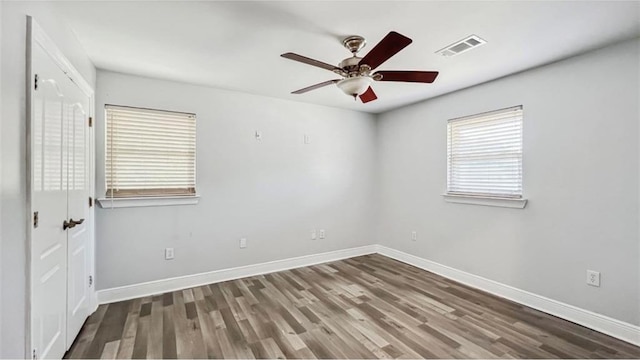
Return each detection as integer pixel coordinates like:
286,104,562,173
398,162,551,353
165,248,174,260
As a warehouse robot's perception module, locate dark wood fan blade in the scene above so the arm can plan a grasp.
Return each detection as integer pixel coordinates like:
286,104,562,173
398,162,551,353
291,79,340,94
358,31,412,71
281,52,342,72
359,86,378,103
375,71,439,83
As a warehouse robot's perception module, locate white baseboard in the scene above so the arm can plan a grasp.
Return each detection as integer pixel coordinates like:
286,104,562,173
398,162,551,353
90,289,99,314
376,245,640,347
97,245,377,304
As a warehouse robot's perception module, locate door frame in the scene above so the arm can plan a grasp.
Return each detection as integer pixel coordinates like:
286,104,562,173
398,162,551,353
26,16,96,358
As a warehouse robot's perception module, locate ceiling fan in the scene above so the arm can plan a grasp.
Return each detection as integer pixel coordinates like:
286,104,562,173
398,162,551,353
281,31,439,103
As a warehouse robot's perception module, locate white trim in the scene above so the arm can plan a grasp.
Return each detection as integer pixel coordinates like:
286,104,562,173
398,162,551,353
97,245,377,304
26,16,34,359
31,20,93,97
376,245,640,347
443,194,528,208
97,195,200,208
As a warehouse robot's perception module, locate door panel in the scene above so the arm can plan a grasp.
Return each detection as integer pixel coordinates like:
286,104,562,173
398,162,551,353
65,92,91,347
31,43,68,360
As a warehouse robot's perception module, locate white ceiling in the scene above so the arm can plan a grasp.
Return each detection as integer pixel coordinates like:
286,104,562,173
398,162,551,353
56,1,639,114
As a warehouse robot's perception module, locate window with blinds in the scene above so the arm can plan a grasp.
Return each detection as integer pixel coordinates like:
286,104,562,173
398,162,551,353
447,106,523,198
105,105,196,198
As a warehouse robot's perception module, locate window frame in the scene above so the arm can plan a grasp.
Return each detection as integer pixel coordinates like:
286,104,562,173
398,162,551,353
98,104,199,208
444,106,527,209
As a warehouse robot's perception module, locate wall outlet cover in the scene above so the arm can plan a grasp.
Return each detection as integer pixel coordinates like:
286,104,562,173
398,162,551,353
165,248,174,260
586,270,600,287
319,229,326,239
240,238,247,248
411,231,417,241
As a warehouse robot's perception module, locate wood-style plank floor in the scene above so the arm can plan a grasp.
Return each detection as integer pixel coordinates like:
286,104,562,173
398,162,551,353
66,254,640,359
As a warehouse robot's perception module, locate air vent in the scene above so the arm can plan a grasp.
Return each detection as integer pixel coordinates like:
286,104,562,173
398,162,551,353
436,35,486,57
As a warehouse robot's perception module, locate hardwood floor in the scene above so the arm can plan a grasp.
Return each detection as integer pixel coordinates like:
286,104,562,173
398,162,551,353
66,254,640,359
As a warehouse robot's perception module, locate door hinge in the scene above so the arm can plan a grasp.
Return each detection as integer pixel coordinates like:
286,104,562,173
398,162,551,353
88,116,93,127
89,275,93,287
89,196,93,207
34,74,38,90
33,211,39,228
33,348,37,360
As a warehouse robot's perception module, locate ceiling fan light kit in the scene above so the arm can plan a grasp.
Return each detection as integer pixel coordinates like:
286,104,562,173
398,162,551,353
337,77,372,98
281,31,439,104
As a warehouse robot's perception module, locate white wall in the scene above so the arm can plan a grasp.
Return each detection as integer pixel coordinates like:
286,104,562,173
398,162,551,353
0,3,96,358
376,38,640,326
95,71,377,290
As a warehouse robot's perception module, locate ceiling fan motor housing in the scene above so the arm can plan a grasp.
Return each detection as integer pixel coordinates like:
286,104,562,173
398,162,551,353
339,56,362,73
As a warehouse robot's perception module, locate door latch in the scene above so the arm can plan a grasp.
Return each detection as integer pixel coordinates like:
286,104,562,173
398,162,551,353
33,211,39,228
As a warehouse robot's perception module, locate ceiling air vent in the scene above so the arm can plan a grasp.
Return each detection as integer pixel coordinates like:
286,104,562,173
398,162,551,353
436,35,486,57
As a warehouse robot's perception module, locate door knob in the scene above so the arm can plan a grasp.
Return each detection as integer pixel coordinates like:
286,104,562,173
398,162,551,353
63,220,75,230
63,218,85,230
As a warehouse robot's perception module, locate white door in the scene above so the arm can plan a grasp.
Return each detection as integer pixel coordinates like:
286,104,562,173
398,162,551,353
65,78,91,348
31,37,92,358
31,42,69,360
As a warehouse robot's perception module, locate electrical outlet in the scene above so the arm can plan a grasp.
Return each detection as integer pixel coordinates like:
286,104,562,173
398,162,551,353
240,238,247,248
319,229,326,239
586,270,600,287
411,231,417,241
165,248,174,260
304,134,311,144
311,230,317,240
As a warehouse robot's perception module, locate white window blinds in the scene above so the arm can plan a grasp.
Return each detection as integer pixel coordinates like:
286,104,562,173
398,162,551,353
447,106,523,198
105,105,196,198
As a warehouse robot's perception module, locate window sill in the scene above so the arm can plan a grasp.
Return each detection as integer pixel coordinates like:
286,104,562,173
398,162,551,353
97,195,200,208
443,194,527,209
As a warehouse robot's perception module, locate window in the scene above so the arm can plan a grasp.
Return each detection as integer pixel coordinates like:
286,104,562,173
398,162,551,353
446,106,523,203
105,105,196,199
